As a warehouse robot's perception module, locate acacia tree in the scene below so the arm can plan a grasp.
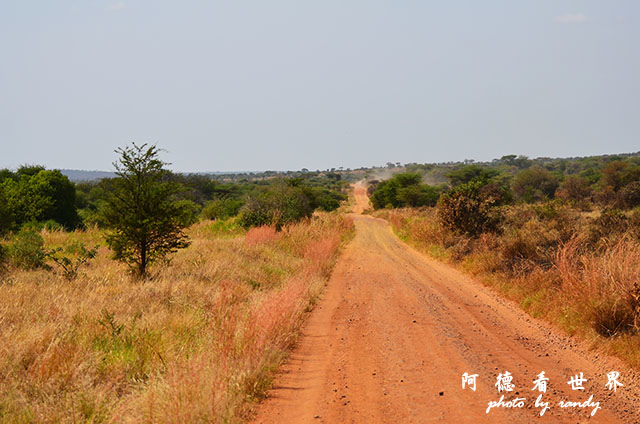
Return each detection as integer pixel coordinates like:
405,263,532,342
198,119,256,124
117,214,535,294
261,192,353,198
103,143,190,277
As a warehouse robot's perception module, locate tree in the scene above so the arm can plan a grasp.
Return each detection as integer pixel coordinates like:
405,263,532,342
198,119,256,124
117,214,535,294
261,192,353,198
0,168,79,231
0,184,13,235
446,165,499,187
556,175,592,203
102,143,190,277
512,166,559,203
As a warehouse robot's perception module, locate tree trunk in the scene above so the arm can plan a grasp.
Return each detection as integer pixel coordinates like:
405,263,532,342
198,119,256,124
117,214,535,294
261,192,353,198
139,242,147,277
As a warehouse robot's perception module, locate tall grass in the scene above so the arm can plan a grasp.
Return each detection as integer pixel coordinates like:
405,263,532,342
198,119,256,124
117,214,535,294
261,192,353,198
0,213,353,423
556,236,640,336
377,206,640,368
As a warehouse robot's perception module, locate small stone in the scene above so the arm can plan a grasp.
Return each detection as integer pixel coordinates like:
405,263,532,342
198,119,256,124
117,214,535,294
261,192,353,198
439,391,444,396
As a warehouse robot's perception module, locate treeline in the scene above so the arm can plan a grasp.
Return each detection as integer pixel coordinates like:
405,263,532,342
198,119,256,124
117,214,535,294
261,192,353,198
371,153,640,346
368,153,640,215
1,163,347,236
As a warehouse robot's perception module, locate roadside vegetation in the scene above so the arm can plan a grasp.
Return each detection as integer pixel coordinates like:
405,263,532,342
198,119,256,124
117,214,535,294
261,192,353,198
0,144,353,423
369,153,640,368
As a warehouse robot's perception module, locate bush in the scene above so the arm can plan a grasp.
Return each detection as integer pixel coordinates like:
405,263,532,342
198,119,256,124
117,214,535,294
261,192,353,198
500,219,561,270
617,182,640,209
397,184,439,207
370,173,439,209
601,160,638,192
238,181,312,230
174,199,202,226
498,203,580,270
437,180,501,237
304,186,345,211
46,240,98,281
42,219,64,232
201,198,244,220
7,227,46,269
556,175,592,204
588,209,629,245
512,166,559,203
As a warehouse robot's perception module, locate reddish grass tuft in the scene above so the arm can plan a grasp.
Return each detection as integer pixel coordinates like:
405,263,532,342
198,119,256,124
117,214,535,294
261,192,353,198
244,226,281,246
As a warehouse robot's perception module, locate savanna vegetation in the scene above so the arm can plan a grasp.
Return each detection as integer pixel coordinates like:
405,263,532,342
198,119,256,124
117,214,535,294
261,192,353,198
3,146,640,420
369,152,640,368
0,144,353,423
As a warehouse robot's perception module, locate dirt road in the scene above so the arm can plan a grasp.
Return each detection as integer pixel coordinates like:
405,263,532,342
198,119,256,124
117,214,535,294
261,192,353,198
253,184,639,423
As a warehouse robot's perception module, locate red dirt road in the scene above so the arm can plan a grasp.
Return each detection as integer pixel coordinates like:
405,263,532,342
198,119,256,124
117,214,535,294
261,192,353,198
252,184,640,423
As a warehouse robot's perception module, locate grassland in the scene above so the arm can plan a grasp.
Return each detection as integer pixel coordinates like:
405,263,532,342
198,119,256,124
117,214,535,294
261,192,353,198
0,213,353,423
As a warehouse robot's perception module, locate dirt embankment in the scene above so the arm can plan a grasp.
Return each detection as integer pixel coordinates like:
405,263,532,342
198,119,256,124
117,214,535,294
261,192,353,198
252,184,640,423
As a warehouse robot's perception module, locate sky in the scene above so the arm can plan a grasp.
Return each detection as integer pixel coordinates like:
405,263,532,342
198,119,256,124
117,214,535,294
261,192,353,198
1,1,639,172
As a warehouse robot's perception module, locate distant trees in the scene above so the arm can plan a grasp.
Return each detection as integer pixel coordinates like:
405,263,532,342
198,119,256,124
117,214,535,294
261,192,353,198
370,173,440,209
102,143,191,277
446,165,499,187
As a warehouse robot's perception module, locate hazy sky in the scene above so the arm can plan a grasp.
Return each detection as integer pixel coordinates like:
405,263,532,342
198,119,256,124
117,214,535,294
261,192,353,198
1,1,639,172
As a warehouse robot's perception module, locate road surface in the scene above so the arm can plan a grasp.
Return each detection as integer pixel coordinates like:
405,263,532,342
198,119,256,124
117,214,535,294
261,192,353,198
252,184,639,423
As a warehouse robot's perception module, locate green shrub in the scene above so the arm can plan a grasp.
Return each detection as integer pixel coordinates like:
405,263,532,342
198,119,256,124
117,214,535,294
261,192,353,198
512,166,559,203
397,184,439,207
42,219,64,231
7,228,46,269
437,180,501,237
370,173,439,209
304,186,346,211
174,199,201,226
238,181,312,230
208,218,244,236
46,240,98,281
201,198,244,220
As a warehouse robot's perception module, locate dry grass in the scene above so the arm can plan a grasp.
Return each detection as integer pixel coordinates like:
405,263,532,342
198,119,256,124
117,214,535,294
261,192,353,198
556,236,640,336
0,213,354,423
377,207,640,369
